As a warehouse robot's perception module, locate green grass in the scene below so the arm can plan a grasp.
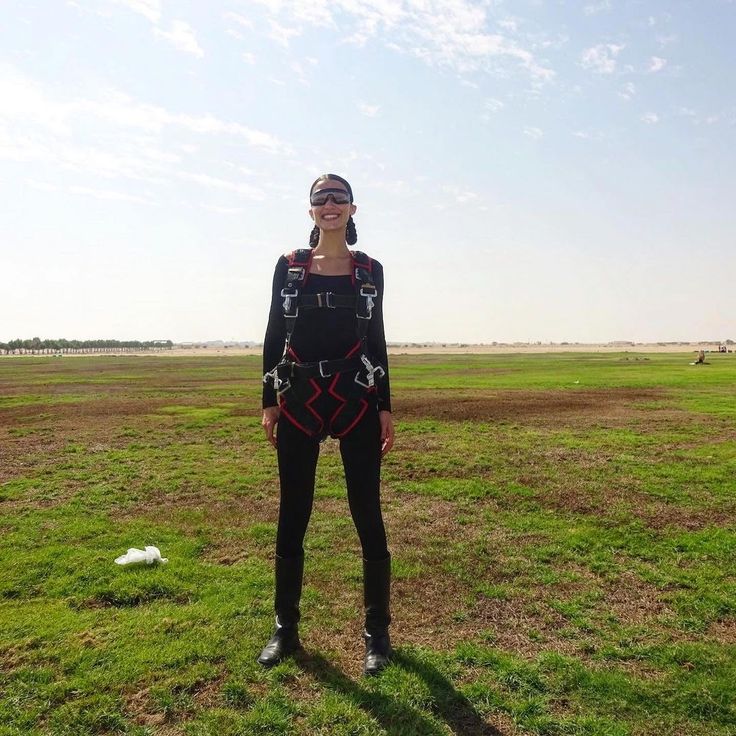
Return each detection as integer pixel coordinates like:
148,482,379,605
1,352,735,735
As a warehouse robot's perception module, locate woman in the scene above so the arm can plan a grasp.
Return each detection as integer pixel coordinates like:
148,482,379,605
259,174,395,675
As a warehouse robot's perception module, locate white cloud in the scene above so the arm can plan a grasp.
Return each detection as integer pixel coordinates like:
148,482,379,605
523,126,543,139
29,179,151,204
155,20,204,57
583,0,611,16
442,185,480,204
179,172,265,200
252,0,554,81
648,56,667,72
200,204,245,214
357,101,380,117
243,52,256,64
481,97,504,121
657,33,678,47
69,184,152,204
618,81,636,100
289,61,312,85
109,1,205,58
268,20,301,47
111,0,161,23
224,11,253,29
0,65,292,193
456,191,478,204
676,107,721,126
0,128,170,182
573,129,605,140
581,43,624,74
641,112,659,124
498,18,518,32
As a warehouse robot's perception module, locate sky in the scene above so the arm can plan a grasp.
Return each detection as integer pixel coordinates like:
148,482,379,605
1,0,735,344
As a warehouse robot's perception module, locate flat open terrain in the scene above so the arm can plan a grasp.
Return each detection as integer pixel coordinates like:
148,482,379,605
1,353,735,736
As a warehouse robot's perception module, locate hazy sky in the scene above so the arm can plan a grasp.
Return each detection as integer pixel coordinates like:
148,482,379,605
2,0,734,343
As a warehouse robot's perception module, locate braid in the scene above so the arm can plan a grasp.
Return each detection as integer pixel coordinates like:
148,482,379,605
309,218,357,247
346,216,357,245
309,225,319,248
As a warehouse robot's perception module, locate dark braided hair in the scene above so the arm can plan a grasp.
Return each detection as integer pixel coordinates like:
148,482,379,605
308,174,357,248
309,216,357,247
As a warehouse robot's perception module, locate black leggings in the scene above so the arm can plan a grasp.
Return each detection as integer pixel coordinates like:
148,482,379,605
275,407,389,561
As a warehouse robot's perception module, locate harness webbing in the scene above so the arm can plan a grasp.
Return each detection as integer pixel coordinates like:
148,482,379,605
263,248,385,438
278,248,377,362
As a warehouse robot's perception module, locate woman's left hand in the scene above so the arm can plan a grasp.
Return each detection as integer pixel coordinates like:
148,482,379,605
379,410,395,456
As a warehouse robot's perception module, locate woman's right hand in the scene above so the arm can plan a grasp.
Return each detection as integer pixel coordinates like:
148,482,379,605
262,406,280,449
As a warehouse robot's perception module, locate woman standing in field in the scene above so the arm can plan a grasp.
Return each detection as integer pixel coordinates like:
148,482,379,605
259,174,395,675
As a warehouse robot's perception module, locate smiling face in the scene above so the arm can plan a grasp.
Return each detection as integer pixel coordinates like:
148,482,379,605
309,178,357,234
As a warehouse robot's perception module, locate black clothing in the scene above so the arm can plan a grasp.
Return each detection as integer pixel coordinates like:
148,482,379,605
257,553,303,667
262,250,391,561
275,408,388,561
262,255,392,414
259,248,392,667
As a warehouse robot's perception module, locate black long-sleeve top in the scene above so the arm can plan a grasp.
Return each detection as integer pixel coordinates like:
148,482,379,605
262,254,391,412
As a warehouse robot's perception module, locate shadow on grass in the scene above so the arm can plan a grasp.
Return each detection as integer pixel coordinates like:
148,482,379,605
296,648,501,736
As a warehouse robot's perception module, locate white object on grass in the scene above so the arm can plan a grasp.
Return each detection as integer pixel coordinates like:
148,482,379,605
115,546,168,565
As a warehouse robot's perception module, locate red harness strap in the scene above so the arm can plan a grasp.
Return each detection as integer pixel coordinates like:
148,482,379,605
269,248,382,439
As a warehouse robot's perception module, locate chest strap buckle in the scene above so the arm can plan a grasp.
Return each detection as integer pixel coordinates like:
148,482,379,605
317,292,335,308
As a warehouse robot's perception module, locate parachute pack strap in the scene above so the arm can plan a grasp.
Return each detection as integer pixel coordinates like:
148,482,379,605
282,249,313,352
350,251,376,336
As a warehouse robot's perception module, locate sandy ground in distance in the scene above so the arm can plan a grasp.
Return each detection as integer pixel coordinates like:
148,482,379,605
4,343,719,358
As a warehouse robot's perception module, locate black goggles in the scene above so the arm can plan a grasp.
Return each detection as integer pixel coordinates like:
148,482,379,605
309,188,352,206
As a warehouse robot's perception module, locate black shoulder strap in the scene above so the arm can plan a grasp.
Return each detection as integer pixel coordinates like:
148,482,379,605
281,249,312,353
278,249,377,359
351,251,377,339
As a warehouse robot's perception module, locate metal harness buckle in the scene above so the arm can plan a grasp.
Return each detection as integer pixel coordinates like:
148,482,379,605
354,354,385,388
317,292,335,309
263,366,282,391
357,284,376,319
318,359,332,378
280,287,298,314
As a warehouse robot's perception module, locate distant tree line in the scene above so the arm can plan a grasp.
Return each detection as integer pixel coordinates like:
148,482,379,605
0,338,173,355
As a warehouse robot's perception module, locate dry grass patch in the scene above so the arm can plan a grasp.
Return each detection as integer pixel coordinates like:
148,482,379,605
394,387,667,426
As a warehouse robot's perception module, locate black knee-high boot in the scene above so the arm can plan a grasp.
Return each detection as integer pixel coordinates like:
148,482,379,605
363,555,392,675
257,554,304,666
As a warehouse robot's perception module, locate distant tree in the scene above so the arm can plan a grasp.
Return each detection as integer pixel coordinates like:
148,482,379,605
1,337,174,355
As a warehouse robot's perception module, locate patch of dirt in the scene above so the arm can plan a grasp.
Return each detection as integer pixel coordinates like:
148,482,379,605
635,503,736,531
707,619,736,645
126,687,182,733
0,397,174,423
602,570,674,625
394,388,667,426
532,480,736,533
125,673,226,733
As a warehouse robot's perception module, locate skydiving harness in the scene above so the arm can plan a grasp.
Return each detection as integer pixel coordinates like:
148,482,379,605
263,249,386,438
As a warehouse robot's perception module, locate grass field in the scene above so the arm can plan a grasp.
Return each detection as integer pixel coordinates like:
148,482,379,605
1,352,735,736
